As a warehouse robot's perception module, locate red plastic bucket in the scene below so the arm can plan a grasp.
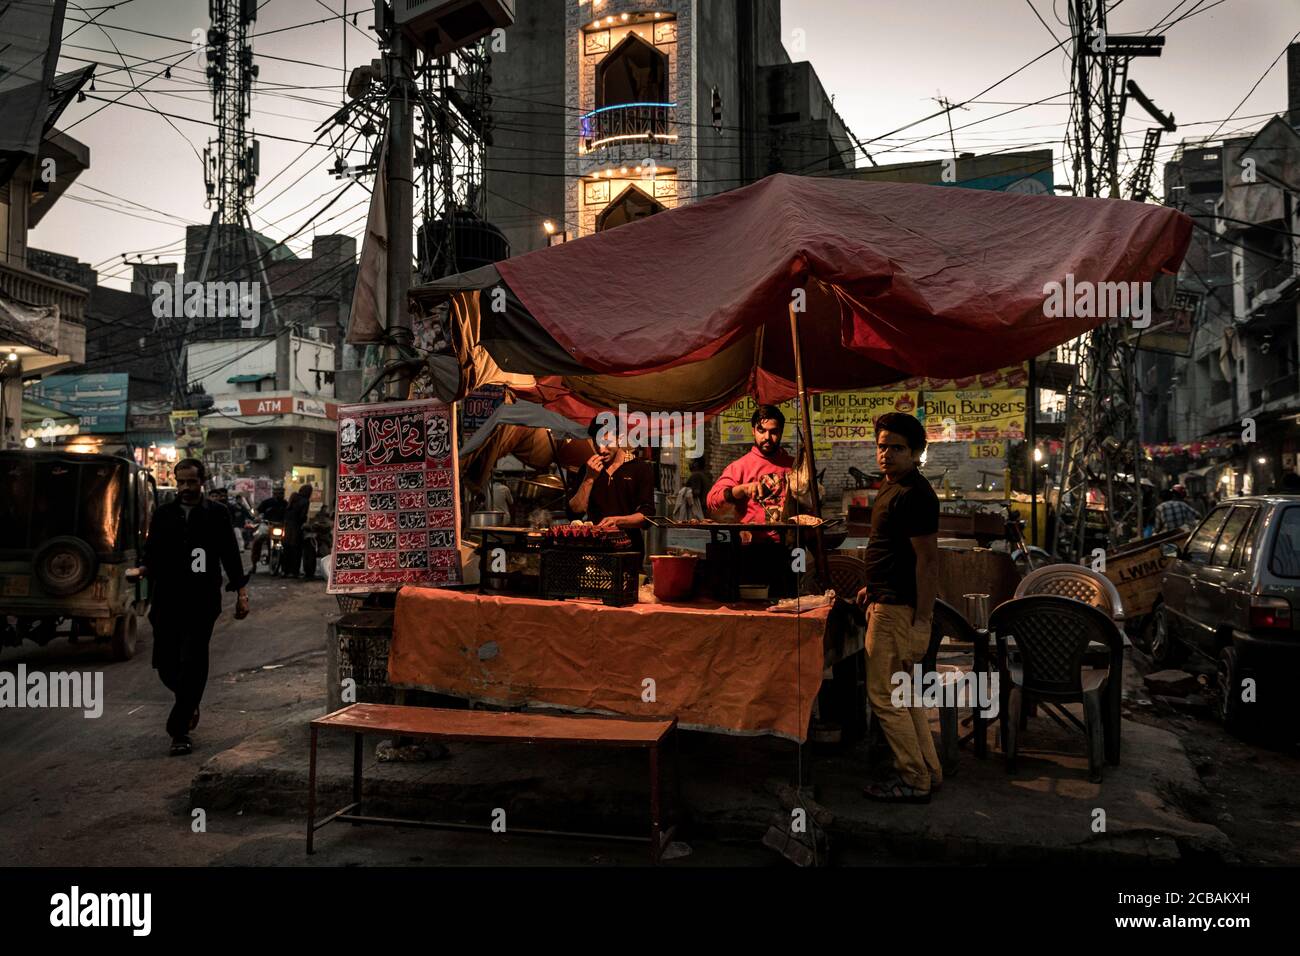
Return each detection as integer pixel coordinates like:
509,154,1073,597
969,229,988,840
651,554,698,601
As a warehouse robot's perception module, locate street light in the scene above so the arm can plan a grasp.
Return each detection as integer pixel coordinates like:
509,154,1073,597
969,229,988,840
1033,447,1044,463
23,437,36,449
543,220,556,235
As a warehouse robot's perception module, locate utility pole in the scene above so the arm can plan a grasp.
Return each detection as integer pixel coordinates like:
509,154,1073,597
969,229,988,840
1054,1,1166,559
382,4,415,400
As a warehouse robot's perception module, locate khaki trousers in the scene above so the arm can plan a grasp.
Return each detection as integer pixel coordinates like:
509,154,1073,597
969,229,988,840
865,602,943,791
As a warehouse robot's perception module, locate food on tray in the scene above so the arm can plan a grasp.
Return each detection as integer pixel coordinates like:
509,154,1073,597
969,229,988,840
789,514,823,526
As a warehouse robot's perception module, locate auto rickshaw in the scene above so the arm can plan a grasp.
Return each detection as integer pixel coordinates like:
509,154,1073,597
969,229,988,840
0,451,153,660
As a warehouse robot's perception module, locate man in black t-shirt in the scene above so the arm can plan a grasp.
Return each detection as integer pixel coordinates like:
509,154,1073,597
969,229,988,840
569,416,656,557
855,412,943,804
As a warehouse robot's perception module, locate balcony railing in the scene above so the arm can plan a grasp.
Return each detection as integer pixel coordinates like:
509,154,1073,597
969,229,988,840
580,102,676,152
0,260,88,324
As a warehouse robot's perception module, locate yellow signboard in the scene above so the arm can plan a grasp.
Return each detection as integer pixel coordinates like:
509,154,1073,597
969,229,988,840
969,440,1006,459
815,390,922,442
923,388,1026,443
719,397,801,445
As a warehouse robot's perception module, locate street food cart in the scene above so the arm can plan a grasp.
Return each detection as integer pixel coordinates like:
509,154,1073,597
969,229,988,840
349,173,1192,744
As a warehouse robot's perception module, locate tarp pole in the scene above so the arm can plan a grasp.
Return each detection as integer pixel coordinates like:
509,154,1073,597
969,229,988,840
788,301,822,518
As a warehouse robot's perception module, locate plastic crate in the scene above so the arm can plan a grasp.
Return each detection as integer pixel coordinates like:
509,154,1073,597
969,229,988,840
540,549,641,606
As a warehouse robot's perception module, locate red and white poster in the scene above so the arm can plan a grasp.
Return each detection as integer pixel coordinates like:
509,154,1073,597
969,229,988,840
328,399,461,593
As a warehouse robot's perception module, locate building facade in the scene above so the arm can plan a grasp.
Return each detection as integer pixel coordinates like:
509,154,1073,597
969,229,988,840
1146,44,1300,498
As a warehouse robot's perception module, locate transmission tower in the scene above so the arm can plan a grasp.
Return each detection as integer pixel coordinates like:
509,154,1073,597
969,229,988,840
194,0,277,339
1054,0,1165,560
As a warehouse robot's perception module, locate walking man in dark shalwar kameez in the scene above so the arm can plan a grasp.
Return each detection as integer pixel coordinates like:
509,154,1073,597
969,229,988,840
140,458,250,756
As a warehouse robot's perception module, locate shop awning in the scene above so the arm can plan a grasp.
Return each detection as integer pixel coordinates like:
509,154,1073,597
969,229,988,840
20,397,79,438
407,173,1192,419
227,373,275,384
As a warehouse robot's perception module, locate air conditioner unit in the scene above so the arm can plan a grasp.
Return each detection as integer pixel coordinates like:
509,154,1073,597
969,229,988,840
394,0,514,57
244,443,270,461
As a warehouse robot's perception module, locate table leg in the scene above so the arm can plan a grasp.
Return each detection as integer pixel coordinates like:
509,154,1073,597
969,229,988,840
650,743,662,864
307,725,318,855
352,732,363,824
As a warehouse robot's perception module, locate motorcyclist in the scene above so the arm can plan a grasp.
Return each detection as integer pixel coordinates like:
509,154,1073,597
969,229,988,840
251,485,288,569
227,492,255,550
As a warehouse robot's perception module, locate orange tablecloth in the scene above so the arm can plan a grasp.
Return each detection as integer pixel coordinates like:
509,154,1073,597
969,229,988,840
389,589,830,741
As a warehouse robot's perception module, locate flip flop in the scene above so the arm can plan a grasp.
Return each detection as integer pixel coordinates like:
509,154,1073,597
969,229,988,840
169,736,193,757
863,778,931,804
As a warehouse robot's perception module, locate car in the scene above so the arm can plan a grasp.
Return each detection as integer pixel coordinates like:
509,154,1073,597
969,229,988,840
1150,495,1300,737
0,451,153,660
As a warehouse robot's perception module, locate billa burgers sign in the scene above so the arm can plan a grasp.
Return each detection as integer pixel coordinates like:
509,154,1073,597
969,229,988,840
922,388,1026,443
816,390,919,442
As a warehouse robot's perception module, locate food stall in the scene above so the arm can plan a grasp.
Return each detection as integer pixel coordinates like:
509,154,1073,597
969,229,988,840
347,173,1191,744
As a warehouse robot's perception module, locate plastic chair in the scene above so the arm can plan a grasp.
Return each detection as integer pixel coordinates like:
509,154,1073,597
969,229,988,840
825,553,867,602
1014,563,1125,621
988,595,1125,782
924,600,968,773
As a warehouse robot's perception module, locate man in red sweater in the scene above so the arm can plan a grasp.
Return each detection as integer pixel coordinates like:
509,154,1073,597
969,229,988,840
707,404,795,594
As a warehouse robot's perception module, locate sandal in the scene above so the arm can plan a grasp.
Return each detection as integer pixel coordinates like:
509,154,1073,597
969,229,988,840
863,777,931,804
169,736,193,757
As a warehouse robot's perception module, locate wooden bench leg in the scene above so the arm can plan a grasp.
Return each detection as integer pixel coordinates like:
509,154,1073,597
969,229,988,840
307,725,318,855
352,732,363,825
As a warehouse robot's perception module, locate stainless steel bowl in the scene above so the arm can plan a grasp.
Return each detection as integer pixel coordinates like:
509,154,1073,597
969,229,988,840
470,510,508,529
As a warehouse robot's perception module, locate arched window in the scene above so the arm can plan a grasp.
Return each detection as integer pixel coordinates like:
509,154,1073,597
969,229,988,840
596,33,668,109
596,184,664,232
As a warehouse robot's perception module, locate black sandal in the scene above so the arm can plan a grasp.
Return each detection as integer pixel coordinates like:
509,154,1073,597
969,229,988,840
169,736,193,757
863,777,931,804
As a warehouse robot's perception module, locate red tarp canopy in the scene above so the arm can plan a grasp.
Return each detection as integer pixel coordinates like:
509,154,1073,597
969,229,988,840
409,173,1192,418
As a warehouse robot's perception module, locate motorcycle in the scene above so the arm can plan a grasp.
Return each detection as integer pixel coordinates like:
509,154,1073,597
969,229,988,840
251,520,286,575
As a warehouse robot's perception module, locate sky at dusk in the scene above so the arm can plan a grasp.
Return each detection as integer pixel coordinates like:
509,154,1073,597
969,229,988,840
30,0,1300,291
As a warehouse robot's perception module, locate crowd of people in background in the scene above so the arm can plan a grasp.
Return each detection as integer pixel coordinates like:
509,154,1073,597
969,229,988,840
207,481,332,581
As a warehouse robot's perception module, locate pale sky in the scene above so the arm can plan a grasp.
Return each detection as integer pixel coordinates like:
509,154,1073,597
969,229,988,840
32,0,1300,291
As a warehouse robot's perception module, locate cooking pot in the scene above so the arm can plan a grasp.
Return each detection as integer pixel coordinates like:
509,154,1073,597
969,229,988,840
517,473,566,502
470,510,508,529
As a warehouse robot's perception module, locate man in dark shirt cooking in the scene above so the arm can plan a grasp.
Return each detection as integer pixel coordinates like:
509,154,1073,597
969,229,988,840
855,412,942,803
569,416,656,557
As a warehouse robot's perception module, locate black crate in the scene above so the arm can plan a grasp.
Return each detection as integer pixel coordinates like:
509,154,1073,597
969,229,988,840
540,549,641,606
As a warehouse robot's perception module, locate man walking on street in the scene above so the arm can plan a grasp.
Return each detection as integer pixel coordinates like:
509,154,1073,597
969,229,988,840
141,458,250,756
282,484,312,578
856,412,943,804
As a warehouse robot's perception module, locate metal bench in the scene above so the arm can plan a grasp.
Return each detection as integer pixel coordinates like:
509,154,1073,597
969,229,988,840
307,703,679,862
